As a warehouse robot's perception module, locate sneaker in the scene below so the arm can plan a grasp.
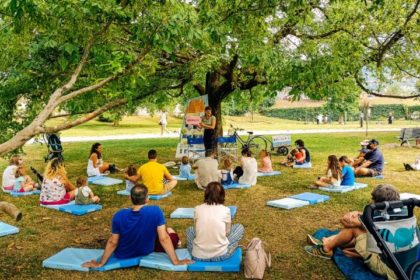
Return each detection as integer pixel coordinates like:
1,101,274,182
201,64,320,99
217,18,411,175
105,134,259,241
304,245,333,259
306,234,322,246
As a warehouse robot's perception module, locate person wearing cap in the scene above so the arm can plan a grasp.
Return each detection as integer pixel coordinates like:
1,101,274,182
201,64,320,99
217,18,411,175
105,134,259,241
355,139,384,177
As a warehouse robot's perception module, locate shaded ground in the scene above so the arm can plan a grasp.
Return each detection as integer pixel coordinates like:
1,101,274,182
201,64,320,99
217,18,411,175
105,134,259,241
1,132,419,279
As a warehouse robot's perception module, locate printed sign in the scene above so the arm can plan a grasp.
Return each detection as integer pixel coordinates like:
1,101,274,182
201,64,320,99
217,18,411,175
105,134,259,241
272,135,291,147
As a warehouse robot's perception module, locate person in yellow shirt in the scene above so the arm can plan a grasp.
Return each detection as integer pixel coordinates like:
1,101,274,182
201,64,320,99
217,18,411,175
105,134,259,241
125,150,177,195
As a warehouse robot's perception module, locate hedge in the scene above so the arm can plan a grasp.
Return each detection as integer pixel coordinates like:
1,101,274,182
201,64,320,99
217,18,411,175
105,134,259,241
261,104,420,122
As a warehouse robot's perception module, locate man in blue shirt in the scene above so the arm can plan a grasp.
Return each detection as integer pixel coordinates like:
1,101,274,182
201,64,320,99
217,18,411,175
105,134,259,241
355,139,384,177
83,184,191,268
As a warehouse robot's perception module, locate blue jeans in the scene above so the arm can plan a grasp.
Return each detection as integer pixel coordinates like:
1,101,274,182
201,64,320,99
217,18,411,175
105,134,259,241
186,224,244,262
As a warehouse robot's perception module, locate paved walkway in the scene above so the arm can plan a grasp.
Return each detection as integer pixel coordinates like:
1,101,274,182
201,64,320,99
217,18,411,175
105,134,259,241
48,128,401,143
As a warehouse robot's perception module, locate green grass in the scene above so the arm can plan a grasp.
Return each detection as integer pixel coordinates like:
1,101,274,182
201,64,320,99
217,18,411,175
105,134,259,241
1,132,420,279
45,114,420,137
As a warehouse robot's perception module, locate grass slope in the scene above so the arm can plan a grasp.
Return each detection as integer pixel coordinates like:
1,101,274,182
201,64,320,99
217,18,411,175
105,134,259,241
0,132,419,279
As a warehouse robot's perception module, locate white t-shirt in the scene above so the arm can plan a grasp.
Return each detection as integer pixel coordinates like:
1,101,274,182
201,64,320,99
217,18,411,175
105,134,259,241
327,169,342,187
2,165,17,189
160,112,167,125
87,158,102,177
192,204,231,259
76,186,92,197
239,157,258,186
193,157,220,188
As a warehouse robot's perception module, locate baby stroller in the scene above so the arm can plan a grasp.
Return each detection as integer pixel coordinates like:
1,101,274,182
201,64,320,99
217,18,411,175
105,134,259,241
43,133,63,162
361,199,420,279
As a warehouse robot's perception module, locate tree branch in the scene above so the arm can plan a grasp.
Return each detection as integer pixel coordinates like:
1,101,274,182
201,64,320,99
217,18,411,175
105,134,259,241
394,61,420,79
193,83,205,95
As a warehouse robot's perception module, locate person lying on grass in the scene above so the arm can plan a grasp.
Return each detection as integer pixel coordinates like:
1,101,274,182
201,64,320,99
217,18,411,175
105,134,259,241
186,181,244,262
125,149,177,195
305,184,400,280
83,184,191,268
311,155,341,188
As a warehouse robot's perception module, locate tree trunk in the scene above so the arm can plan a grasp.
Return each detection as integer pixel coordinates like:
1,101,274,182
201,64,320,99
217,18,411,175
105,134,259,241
0,202,22,221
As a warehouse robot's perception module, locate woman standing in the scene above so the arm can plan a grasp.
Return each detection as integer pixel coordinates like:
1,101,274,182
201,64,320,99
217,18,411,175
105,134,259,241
87,143,113,176
159,109,171,136
199,106,216,152
40,158,76,205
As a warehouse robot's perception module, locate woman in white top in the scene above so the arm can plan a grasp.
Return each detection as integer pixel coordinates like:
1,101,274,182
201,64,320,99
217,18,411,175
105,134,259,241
237,148,258,186
2,155,22,191
87,143,111,177
186,182,244,261
159,110,171,136
313,155,342,188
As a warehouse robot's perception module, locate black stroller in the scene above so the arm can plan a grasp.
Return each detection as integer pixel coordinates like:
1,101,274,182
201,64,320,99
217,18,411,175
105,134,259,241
43,133,64,162
361,199,420,279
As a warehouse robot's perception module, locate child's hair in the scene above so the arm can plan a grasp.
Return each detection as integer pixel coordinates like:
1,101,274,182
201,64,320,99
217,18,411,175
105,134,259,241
260,149,269,158
290,149,297,156
241,147,252,157
9,155,21,166
327,155,342,180
76,176,87,188
127,164,137,176
181,156,189,165
371,184,399,202
221,156,233,170
339,156,352,164
204,182,225,205
15,166,25,178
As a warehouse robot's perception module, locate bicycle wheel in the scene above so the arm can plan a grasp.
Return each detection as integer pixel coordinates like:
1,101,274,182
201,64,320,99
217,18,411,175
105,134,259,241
247,136,268,157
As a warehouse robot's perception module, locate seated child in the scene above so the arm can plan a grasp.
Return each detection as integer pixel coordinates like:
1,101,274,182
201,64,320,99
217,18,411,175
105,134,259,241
125,164,137,192
220,156,234,185
404,156,420,171
179,156,194,179
258,150,273,173
75,176,100,205
284,149,303,167
312,155,342,188
14,166,37,192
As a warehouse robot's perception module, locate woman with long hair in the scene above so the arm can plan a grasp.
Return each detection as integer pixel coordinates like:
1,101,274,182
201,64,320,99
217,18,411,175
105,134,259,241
199,106,216,152
40,158,76,205
87,143,114,176
312,155,342,188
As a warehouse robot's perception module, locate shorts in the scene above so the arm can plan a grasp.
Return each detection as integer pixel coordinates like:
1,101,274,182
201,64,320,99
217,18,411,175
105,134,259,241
368,169,381,176
355,234,397,280
154,232,180,253
40,192,71,205
3,185,13,191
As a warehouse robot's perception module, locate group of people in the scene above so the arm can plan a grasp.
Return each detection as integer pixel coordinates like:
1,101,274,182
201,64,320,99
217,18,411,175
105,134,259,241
1,155,38,193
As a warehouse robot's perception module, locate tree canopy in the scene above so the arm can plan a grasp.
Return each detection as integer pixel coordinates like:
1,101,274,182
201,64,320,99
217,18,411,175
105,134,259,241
0,0,418,155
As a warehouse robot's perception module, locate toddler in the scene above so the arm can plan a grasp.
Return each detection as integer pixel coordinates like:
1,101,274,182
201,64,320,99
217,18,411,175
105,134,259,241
220,156,234,185
125,164,137,192
75,176,100,205
14,166,37,192
179,156,194,179
258,150,273,173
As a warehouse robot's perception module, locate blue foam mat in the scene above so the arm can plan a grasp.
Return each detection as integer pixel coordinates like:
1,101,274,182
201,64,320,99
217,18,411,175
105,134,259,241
223,182,252,190
188,247,242,272
319,185,355,193
117,190,173,200
40,201,75,210
173,174,195,181
312,229,383,280
257,171,281,177
266,198,310,210
0,221,19,237
9,189,41,197
42,247,142,272
87,176,105,183
58,204,102,216
170,206,237,219
90,177,123,186
139,249,191,271
290,192,330,204
293,162,312,169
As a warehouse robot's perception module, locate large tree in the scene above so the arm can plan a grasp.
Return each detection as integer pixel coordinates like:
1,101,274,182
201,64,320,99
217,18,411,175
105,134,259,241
0,0,418,156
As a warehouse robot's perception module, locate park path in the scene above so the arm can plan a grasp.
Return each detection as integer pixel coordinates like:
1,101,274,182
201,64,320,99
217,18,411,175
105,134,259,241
50,127,401,143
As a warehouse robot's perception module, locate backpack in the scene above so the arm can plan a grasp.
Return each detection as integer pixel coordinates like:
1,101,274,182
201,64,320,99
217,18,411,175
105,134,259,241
244,238,271,279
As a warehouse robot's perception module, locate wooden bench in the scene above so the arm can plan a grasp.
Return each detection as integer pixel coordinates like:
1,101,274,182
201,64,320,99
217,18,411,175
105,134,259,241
398,128,420,146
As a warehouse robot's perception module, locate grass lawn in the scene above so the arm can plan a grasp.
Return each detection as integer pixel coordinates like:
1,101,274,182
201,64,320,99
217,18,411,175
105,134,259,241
45,114,420,137
1,132,419,279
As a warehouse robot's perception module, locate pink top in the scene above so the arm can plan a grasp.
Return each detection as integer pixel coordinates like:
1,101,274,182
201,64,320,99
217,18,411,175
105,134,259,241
258,156,273,173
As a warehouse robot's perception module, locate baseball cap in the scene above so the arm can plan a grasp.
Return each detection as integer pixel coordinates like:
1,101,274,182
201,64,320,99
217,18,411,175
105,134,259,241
360,139,369,146
368,139,379,145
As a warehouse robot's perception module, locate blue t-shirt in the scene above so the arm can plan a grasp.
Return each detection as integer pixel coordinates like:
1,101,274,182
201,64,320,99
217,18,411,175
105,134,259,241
179,164,193,179
364,149,384,172
112,205,165,259
341,165,355,186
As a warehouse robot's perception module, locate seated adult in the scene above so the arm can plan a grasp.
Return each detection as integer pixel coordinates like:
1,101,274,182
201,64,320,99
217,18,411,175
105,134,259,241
186,181,244,261
288,139,310,165
83,184,191,268
305,184,400,279
339,156,355,186
87,143,116,177
233,148,257,186
2,155,22,191
355,139,384,177
40,158,76,205
192,150,220,190
126,149,177,195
